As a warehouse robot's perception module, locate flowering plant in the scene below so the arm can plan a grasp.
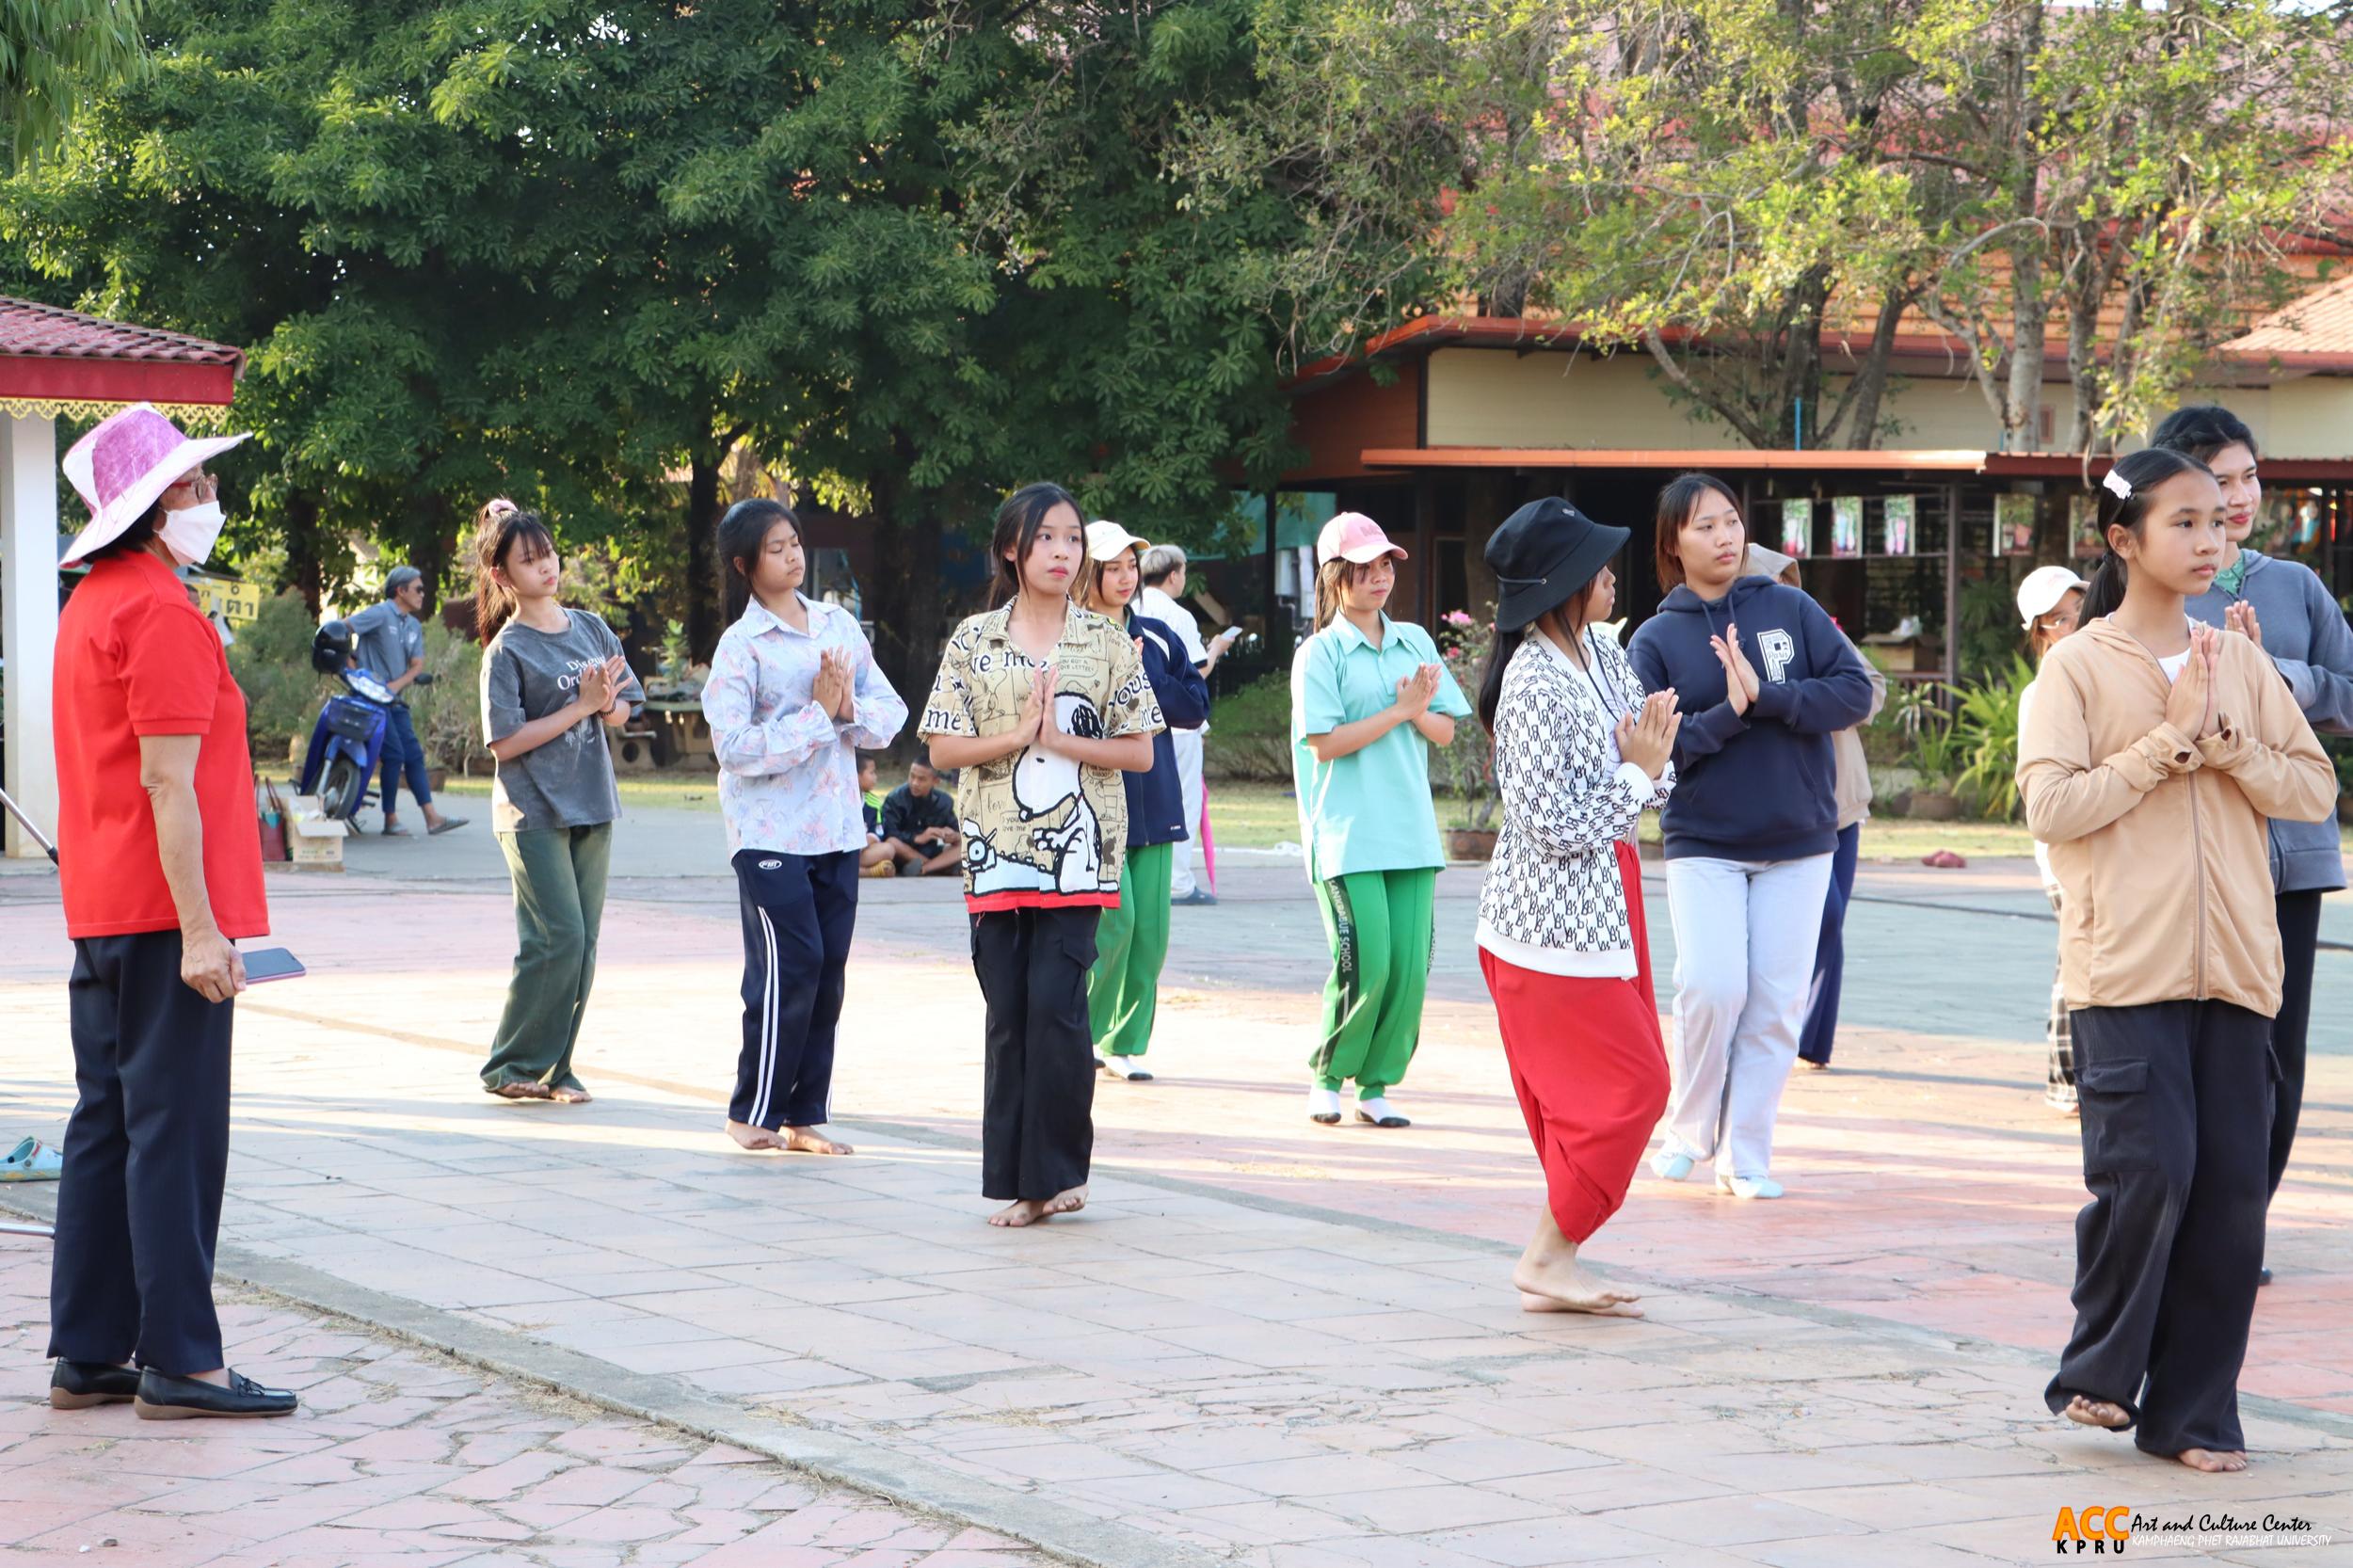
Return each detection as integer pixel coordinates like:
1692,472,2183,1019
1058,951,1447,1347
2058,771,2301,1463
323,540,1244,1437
1433,611,1497,830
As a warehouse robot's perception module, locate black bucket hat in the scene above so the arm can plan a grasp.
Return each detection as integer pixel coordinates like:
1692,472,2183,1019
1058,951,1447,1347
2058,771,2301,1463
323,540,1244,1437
1484,497,1629,633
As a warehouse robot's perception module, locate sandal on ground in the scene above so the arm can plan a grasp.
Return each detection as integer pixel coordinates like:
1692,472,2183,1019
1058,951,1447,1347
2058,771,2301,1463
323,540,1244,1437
548,1085,593,1104
427,817,469,835
485,1080,552,1101
1,1136,63,1181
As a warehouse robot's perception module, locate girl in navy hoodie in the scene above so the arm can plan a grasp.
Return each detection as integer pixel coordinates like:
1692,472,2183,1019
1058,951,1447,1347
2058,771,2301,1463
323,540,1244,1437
1627,475,1876,1198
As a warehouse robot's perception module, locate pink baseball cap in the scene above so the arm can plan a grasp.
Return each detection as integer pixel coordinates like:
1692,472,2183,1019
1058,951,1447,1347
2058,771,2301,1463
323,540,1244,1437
1316,512,1407,567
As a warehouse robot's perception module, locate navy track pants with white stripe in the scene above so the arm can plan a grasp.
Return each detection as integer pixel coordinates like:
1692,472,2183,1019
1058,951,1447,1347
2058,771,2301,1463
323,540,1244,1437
730,847,859,1130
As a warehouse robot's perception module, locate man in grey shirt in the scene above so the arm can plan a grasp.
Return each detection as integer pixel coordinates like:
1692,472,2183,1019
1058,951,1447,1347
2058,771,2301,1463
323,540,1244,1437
346,565,466,837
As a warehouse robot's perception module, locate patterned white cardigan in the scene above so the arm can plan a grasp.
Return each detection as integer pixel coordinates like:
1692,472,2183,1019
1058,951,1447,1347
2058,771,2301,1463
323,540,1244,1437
1476,629,1673,973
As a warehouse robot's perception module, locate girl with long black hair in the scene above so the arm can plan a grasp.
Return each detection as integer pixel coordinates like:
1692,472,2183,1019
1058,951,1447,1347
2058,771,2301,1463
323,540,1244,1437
473,499,644,1103
2022,446,2331,1472
701,498,906,1157
920,484,1162,1226
1476,499,1679,1315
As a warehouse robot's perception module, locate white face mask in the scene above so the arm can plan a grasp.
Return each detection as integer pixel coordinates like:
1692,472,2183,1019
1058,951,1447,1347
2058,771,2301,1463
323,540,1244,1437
156,500,225,568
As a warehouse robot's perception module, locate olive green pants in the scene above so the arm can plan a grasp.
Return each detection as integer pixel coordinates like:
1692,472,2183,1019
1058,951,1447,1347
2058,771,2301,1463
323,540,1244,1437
481,824,611,1093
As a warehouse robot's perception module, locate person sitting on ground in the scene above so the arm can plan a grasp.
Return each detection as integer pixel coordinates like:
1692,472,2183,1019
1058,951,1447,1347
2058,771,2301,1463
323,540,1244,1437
879,754,963,875
346,564,466,838
856,754,898,877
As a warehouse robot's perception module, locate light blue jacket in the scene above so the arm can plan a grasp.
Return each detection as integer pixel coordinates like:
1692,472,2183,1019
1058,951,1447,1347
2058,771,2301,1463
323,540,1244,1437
2187,550,2353,893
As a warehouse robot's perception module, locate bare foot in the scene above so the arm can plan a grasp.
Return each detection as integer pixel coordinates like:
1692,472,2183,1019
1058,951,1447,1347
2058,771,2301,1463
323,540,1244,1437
2064,1397,2132,1430
781,1126,855,1156
727,1120,786,1151
1512,1207,1641,1316
2175,1448,2249,1473
989,1198,1048,1227
548,1086,592,1104
1043,1184,1087,1217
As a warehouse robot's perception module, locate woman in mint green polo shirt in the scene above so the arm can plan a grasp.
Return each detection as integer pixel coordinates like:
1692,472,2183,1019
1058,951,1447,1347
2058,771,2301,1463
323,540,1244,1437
1290,513,1473,1129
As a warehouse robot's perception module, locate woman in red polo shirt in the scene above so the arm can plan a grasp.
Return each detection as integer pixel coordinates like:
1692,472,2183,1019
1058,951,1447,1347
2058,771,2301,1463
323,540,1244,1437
45,405,296,1420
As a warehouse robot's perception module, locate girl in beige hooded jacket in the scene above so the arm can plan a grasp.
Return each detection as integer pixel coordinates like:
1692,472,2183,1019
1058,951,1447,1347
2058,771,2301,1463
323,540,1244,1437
2017,448,2332,1475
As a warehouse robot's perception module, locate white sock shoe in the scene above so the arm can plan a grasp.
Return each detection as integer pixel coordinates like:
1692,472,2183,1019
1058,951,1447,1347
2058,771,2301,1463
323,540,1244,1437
1354,1095,1409,1128
1306,1086,1342,1124
1718,1174,1785,1200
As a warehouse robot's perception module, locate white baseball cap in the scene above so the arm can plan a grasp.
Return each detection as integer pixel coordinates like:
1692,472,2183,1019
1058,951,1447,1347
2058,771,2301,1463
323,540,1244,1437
1085,520,1150,560
2017,565,2088,630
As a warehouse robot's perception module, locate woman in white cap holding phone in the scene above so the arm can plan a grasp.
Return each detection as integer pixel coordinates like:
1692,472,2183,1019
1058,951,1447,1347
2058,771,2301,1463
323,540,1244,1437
45,405,297,1419
1289,512,1472,1128
2016,563,2088,1112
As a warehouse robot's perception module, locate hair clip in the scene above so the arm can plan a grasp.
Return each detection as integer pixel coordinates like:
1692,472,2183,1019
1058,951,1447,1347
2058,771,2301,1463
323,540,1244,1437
2101,471,2132,501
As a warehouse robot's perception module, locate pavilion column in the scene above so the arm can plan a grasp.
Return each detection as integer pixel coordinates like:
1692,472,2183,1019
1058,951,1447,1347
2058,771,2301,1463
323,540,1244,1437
2,413,59,857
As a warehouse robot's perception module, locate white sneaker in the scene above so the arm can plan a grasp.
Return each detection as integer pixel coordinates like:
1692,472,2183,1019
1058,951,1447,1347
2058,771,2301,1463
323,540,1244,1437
1101,1057,1154,1082
1650,1149,1696,1181
1307,1086,1342,1124
1718,1174,1785,1200
1354,1095,1410,1128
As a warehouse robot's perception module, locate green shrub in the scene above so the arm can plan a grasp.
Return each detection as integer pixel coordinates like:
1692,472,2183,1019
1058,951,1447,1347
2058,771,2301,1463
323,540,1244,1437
1949,655,2035,820
228,593,331,768
408,623,487,774
1203,669,1293,781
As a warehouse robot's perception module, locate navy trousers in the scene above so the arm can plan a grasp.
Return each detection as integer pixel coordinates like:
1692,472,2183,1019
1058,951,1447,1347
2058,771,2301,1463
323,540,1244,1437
731,848,858,1130
2046,1000,2272,1457
1797,822,1861,1065
377,701,433,812
49,931,233,1376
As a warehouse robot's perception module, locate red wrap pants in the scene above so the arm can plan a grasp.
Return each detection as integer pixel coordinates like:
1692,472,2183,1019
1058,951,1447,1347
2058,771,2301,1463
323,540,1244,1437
1479,841,1670,1243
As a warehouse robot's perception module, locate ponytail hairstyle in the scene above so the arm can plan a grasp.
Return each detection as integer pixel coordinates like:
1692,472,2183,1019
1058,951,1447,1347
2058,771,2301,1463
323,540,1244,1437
717,498,800,624
2080,448,2215,623
989,482,1080,606
1310,558,1359,633
470,497,557,646
1653,473,1740,587
2150,403,2259,467
1476,568,1605,737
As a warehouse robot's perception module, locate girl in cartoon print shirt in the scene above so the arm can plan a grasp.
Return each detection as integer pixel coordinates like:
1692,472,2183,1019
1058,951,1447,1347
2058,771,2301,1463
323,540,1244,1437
920,484,1161,1229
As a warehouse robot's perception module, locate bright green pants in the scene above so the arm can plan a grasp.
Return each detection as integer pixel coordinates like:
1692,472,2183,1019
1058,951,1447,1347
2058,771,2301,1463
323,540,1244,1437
481,823,611,1093
1088,841,1174,1058
1309,867,1436,1095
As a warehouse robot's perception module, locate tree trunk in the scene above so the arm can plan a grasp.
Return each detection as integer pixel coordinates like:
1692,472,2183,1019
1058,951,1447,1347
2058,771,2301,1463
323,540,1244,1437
283,488,324,616
860,451,946,723
686,451,722,663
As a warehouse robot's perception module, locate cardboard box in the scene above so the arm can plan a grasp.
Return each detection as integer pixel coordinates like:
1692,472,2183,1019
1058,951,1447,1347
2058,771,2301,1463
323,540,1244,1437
284,795,347,871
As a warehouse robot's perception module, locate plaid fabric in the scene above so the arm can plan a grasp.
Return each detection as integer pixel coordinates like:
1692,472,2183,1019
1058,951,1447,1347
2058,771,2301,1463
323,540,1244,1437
2045,888,2075,1106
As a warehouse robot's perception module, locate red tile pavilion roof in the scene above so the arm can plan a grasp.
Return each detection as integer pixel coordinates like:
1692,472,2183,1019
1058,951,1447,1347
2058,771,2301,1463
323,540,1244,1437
0,296,243,420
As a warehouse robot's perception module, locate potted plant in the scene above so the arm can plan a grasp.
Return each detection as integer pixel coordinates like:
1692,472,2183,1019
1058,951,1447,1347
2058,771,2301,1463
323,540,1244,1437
1435,611,1499,859
1896,685,1965,819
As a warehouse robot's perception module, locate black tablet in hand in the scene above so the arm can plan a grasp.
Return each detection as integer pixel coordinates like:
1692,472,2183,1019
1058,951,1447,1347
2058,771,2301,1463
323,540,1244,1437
242,947,307,984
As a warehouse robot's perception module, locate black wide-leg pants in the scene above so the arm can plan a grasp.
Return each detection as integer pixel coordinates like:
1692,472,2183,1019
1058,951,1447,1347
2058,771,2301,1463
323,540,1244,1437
49,931,233,1377
2046,1000,2273,1457
970,905,1099,1201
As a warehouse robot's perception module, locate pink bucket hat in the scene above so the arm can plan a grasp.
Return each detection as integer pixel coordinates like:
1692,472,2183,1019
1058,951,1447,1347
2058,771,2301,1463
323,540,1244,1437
1316,512,1407,567
59,404,251,567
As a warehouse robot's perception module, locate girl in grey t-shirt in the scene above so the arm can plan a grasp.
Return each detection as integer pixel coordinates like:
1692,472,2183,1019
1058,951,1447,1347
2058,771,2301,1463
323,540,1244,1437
470,501,643,1103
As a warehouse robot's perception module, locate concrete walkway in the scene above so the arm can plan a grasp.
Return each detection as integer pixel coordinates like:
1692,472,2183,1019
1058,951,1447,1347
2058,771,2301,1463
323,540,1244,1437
3,844,2351,1565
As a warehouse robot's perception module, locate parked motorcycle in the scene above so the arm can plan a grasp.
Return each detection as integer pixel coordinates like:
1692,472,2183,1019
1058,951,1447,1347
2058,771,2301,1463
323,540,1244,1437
296,620,431,823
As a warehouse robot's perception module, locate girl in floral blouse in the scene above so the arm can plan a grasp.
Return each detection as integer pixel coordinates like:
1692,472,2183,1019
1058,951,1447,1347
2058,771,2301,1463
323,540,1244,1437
702,499,906,1158
920,484,1162,1227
